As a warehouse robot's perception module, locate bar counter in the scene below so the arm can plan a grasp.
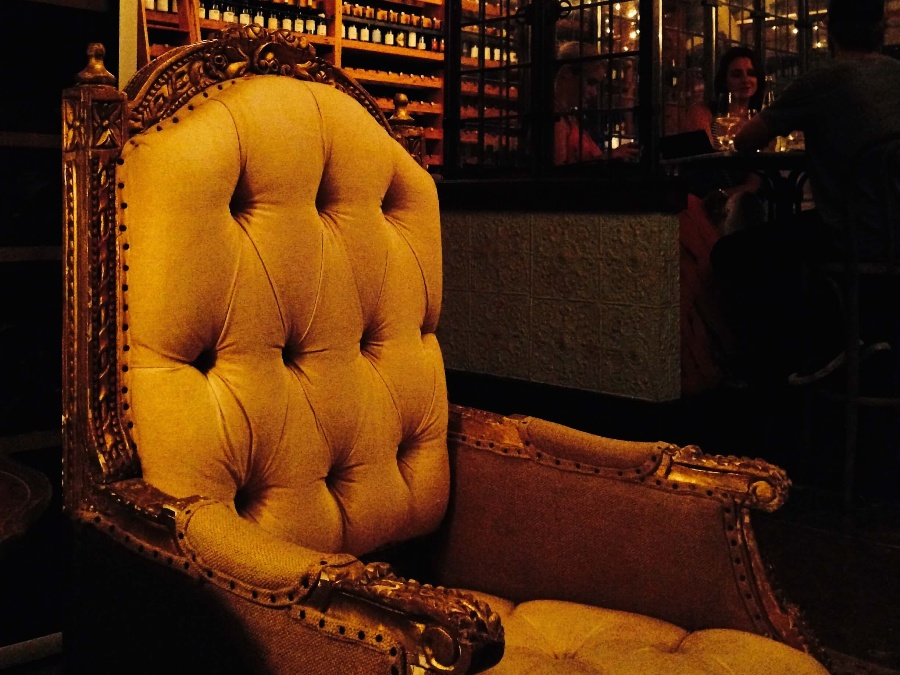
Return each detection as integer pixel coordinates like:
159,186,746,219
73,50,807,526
435,175,685,402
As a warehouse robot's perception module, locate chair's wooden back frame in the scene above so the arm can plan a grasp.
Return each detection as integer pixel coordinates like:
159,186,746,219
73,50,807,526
61,30,506,675
61,27,399,515
61,26,825,674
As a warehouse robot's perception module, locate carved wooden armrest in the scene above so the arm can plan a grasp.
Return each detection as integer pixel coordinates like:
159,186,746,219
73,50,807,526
441,404,814,656
450,404,790,512
515,415,791,512
317,560,504,673
88,480,504,673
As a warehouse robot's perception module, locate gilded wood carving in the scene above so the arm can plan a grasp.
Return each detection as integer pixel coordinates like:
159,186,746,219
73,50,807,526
60,33,504,675
123,25,391,137
446,404,818,656
63,64,136,496
325,560,504,672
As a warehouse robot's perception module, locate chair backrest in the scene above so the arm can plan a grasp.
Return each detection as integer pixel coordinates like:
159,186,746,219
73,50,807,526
63,28,449,557
851,135,900,267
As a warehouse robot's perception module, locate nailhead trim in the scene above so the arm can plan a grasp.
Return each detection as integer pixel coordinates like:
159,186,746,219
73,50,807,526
289,603,405,670
451,431,664,481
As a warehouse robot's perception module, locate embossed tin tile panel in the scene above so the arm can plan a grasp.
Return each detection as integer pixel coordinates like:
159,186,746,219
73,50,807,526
532,216,599,302
470,218,531,295
441,215,470,291
599,302,663,399
599,215,670,307
531,298,601,390
468,291,531,380
439,289,471,371
439,211,680,401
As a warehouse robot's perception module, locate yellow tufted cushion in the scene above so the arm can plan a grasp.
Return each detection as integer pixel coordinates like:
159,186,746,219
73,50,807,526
116,76,448,556
471,593,829,674
474,593,828,675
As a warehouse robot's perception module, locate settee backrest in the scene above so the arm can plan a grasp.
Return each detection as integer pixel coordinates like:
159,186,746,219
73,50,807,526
78,33,449,557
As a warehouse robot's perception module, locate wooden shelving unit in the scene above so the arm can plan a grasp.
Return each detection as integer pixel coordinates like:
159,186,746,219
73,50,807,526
345,68,441,90
342,39,444,60
453,0,526,167
129,0,446,170
375,98,442,114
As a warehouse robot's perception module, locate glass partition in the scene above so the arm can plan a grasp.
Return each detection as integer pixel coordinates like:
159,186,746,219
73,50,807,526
552,2,641,165
456,0,532,171
662,0,703,135
445,0,856,179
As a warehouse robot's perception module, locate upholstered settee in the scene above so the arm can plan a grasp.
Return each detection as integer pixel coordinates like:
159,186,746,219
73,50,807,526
62,27,829,674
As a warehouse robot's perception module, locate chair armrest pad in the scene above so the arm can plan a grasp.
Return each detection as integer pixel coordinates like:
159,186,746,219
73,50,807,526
94,479,505,673
435,405,808,651
174,497,358,601
452,404,790,511
90,479,356,600
324,560,504,672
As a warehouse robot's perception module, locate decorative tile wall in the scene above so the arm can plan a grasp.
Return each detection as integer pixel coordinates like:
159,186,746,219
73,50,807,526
439,211,680,402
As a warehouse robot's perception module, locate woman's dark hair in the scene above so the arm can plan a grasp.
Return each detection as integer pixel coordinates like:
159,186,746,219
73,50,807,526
712,46,766,112
828,0,885,52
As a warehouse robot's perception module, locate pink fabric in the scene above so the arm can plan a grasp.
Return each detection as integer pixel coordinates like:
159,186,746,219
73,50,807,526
555,117,604,164
680,194,731,394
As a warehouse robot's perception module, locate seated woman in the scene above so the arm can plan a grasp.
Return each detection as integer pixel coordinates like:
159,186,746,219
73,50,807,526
677,46,767,394
553,41,640,164
682,46,766,232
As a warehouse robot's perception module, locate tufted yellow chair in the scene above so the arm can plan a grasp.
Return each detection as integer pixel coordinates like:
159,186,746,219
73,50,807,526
62,28,829,674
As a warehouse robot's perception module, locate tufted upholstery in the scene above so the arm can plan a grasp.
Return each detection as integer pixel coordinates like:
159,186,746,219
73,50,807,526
469,594,828,674
118,76,448,556
64,34,830,673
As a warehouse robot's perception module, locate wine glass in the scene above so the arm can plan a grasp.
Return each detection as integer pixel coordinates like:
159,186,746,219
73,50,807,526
713,93,739,151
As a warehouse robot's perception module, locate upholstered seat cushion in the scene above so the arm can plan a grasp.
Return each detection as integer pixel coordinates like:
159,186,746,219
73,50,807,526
117,76,448,557
471,593,829,674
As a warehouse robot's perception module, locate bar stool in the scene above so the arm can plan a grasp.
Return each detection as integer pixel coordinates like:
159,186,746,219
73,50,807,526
797,135,900,510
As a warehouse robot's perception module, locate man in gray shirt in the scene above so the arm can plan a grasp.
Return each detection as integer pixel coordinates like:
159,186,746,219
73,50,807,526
717,0,899,386
735,0,900,259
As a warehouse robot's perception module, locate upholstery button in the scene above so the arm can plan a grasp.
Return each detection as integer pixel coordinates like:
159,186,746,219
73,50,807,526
234,487,252,516
191,348,217,374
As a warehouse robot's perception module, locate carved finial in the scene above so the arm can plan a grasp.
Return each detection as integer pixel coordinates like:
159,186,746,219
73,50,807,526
387,92,425,166
76,42,116,86
389,92,414,125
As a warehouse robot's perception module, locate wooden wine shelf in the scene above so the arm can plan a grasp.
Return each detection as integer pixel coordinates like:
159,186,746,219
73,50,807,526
198,19,337,47
345,68,442,89
149,43,173,58
460,84,518,99
145,9,181,28
376,100,443,115
343,40,444,60
460,111,511,120
460,56,512,68
134,0,445,170
459,131,516,143
374,0,441,6
461,0,502,18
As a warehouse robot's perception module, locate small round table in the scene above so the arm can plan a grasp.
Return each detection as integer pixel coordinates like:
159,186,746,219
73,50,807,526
0,454,52,547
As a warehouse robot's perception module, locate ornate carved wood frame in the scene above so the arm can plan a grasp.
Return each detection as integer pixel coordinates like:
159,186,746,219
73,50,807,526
61,29,502,674
60,26,822,673
62,26,403,512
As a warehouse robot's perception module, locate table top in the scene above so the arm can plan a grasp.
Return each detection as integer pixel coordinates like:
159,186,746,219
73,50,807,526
0,454,52,546
661,149,807,170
